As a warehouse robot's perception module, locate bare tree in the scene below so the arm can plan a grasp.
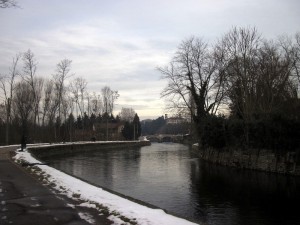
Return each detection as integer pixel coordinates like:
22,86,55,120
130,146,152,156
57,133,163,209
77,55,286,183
22,49,43,128
53,59,73,120
13,81,35,141
52,59,73,141
220,28,298,118
294,32,300,85
41,79,58,127
255,38,298,115
86,91,91,117
22,50,37,84
0,54,21,144
69,79,80,117
214,27,300,146
69,77,87,117
90,92,102,116
0,0,18,8
101,86,119,115
41,79,53,126
217,27,261,120
101,86,119,140
159,36,227,146
119,107,136,122
61,91,71,124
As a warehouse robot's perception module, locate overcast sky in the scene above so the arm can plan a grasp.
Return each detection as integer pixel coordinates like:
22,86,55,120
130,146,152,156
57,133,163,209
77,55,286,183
1,0,299,119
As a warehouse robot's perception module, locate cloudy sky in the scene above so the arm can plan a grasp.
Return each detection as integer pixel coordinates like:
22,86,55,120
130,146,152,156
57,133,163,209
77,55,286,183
1,0,299,119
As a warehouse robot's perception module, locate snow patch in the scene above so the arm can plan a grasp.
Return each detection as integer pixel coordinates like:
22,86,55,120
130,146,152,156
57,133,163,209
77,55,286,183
78,212,95,224
79,202,97,209
14,149,198,225
67,203,75,209
108,215,130,225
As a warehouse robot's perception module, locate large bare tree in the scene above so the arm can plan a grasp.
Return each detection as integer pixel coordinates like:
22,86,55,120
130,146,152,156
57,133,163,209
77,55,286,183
13,81,35,140
90,92,103,116
294,32,300,85
101,86,119,115
219,28,298,118
216,27,261,121
41,79,56,126
119,107,136,122
69,77,87,117
0,0,18,8
52,59,73,141
159,36,227,146
22,49,44,128
214,27,299,145
53,59,73,120
101,86,119,140
0,54,21,144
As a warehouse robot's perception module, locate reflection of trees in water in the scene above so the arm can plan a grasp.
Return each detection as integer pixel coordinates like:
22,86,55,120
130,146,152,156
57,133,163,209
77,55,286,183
190,160,300,225
42,145,300,225
44,148,142,190
200,161,299,199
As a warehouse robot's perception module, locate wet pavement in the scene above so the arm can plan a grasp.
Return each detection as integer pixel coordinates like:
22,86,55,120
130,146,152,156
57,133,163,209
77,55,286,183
0,146,111,225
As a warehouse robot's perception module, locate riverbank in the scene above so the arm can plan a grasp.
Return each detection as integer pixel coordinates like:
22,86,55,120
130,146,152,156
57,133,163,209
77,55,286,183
1,142,197,225
193,144,300,175
28,140,151,158
0,146,102,225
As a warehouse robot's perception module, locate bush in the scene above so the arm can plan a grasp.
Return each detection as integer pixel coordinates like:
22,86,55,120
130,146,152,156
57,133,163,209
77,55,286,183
201,114,300,154
202,115,227,149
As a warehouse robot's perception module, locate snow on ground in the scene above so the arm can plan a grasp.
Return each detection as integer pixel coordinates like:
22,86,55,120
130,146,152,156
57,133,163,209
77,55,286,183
14,149,198,225
78,212,96,224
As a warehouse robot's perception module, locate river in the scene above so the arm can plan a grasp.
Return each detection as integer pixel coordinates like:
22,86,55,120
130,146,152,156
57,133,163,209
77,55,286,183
42,142,300,225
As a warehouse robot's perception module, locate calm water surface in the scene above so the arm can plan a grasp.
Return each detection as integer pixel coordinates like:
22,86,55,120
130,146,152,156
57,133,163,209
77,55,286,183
42,143,300,225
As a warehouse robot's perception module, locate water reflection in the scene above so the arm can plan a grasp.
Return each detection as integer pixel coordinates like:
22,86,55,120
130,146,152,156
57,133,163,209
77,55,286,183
41,143,300,225
190,160,300,225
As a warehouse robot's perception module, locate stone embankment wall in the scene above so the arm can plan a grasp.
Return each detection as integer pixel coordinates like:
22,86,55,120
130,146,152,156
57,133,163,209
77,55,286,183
29,141,151,158
193,144,300,176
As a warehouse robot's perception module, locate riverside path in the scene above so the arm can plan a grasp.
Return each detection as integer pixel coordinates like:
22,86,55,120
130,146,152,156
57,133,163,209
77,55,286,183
0,146,111,225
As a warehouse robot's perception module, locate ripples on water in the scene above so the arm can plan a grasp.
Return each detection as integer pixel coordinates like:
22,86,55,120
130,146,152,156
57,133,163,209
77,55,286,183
42,143,300,225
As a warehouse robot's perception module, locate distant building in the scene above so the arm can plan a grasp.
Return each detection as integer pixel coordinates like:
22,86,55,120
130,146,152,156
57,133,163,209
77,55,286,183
165,114,187,124
94,122,124,139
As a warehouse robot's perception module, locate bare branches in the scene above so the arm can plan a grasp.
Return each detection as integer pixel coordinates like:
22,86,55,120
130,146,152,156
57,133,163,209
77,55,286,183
119,107,136,122
0,0,18,8
22,49,37,84
159,27,300,146
0,54,21,101
53,59,74,120
69,77,87,117
0,54,21,144
101,86,119,115
159,36,226,120
159,36,229,145
13,81,34,126
55,59,73,81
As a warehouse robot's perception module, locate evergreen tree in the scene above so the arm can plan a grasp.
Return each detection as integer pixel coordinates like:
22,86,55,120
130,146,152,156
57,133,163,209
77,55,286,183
76,116,83,129
83,112,89,129
122,121,133,140
121,113,141,140
133,113,141,140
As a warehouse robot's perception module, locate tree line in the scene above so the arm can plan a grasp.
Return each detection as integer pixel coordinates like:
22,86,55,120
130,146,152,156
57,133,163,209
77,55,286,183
160,27,300,153
0,50,121,145
141,116,190,136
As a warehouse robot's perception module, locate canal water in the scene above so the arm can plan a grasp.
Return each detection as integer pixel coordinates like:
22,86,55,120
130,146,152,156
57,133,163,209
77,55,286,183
42,143,300,225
